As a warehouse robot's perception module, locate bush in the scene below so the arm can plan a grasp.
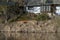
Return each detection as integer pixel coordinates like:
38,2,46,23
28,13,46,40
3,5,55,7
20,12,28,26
36,13,50,21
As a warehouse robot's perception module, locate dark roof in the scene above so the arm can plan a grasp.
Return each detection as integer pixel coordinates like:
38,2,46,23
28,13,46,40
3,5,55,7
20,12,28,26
25,0,60,6
25,0,53,6
0,0,60,6
53,0,60,4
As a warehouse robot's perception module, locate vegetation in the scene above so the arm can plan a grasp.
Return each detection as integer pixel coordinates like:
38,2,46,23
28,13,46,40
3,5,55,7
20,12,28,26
0,1,25,23
36,13,50,21
0,2,51,23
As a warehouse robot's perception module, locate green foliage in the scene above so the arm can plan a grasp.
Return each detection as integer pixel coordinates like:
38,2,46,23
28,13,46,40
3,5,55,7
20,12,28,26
7,13,51,22
0,19,5,23
36,13,50,21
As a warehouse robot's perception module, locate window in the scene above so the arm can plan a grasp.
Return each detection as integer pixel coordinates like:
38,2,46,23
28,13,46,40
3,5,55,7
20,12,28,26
28,6,34,10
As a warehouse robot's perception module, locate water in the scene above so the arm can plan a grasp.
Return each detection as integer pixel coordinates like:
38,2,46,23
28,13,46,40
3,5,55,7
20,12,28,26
0,32,60,40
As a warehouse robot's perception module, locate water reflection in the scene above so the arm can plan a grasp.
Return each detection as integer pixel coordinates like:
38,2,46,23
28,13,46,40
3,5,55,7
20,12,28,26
15,33,58,40
0,32,60,40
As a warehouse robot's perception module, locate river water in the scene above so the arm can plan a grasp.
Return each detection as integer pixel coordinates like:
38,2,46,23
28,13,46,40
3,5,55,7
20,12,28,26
0,32,60,40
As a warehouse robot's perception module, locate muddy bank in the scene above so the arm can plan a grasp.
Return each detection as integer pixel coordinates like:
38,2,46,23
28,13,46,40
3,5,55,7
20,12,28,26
0,20,60,40
0,20,57,32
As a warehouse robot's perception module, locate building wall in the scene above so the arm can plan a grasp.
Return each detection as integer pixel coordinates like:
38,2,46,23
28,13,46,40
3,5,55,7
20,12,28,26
26,5,51,13
40,6,51,13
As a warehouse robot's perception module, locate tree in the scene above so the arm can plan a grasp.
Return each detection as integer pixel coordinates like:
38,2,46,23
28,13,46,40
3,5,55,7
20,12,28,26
0,6,7,23
7,2,26,22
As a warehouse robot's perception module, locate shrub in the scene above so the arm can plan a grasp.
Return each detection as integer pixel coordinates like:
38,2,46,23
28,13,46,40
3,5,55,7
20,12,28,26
36,13,50,21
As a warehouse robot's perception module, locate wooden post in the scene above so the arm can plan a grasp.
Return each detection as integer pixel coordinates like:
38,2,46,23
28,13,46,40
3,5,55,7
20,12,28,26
51,4,56,18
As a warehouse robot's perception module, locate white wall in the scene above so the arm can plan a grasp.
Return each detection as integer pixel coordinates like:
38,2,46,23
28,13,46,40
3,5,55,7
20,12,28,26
26,7,41,14
56,7,60,15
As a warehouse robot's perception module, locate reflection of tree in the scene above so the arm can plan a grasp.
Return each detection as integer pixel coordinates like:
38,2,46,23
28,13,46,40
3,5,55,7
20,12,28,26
7,36,15,40
0,32,6,40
